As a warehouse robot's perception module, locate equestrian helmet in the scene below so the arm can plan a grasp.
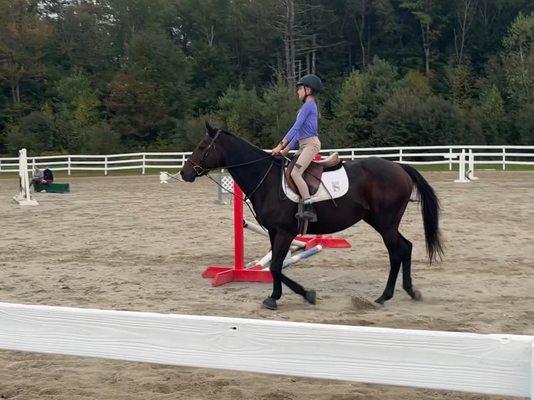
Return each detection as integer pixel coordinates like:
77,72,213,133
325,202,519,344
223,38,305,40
296,74,323,93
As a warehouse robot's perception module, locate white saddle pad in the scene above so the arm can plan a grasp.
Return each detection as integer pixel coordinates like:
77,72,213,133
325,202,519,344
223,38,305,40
282,165,349,203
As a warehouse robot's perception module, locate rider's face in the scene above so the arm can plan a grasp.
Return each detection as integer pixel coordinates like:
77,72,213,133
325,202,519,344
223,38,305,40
297,85,308,101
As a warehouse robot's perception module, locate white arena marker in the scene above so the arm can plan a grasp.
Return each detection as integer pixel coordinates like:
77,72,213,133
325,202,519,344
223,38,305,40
160,171,170,183
13,148,38,206
467,149,478,180
455,149,469,183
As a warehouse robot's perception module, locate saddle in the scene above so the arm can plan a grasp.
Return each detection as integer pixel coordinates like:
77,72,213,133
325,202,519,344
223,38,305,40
285,152,342,196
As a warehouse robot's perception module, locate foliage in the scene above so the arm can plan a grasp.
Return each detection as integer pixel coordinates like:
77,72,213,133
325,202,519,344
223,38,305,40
395,69,433,97
260,77,301,148
217,84,265,144
475,85,506,143
5,110,58,153
0,0,532,155
373,92,465,146
80,122,121,154
510,103,534,144
334,58,399,146
501,12,534,105
447,63,474,104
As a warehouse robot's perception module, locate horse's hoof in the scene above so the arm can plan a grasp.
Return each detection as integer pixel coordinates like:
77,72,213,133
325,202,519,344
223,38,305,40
262,297,277,310
406,287,422,301
374,296,385,305
304,290,316,305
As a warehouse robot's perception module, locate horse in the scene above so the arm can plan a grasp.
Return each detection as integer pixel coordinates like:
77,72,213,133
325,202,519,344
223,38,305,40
181,123,443,310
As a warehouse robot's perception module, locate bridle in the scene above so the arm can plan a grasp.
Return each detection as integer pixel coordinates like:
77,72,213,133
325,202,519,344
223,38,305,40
186,129,278,201
188,130,223,177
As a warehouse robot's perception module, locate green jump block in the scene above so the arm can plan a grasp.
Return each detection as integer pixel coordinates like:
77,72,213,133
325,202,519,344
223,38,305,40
34,182,70,193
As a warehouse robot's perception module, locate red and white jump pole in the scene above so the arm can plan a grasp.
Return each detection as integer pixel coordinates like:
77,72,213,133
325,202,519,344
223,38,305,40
202,182,351,287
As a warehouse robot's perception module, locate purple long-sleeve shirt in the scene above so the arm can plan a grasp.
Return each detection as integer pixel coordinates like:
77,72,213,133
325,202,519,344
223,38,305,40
283,101,318,150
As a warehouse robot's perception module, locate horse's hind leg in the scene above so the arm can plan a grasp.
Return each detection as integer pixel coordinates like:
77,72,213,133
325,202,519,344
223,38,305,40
365,208,417,304
375,227,404,304
263,230,314,310
399,233,422,301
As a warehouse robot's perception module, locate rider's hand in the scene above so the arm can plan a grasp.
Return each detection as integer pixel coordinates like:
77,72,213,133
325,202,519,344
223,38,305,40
280,147,290,157
271,145,282,155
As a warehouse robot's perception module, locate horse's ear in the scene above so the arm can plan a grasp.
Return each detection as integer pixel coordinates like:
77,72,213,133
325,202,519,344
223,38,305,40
205,121,216,137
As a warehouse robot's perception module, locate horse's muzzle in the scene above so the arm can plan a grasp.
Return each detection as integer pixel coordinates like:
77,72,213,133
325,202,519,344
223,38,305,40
180,169,196,182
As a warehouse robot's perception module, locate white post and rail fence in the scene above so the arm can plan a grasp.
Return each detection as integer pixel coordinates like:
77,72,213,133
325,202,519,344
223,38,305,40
0,146,533,175
0,302,532,399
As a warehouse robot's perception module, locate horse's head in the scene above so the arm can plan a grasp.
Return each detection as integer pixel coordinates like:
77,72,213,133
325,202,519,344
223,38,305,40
180,122,224,182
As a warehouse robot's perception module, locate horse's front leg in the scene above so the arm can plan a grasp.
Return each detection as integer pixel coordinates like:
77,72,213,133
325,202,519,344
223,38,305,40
262,230,291,310
262,230,315,310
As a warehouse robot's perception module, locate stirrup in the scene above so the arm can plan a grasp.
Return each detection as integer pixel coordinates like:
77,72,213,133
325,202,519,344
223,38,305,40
295,202,317,223
296,211,317,222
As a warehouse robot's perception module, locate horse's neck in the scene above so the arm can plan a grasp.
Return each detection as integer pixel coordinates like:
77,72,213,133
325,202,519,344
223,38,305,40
221,136,279,198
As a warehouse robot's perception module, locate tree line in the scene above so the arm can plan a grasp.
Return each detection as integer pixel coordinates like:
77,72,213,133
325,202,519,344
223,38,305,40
0,0,532,155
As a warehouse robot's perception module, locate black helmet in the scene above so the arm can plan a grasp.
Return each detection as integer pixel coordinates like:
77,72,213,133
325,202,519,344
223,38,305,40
296,74,323,93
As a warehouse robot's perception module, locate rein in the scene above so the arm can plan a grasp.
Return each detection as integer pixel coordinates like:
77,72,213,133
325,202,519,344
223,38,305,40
204,158,275,203
188,130,275,179
204,160,276,228
191,155,275,177
188,130,280,223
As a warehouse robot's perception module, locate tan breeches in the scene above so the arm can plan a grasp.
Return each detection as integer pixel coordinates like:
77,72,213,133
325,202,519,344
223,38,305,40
290,136,321,200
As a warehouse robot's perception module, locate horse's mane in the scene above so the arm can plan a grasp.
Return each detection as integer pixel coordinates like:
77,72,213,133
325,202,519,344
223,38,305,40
220,129,284,166
219,129,267,155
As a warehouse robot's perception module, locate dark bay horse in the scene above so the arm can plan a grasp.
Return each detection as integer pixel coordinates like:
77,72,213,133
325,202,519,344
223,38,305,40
181,123,443,310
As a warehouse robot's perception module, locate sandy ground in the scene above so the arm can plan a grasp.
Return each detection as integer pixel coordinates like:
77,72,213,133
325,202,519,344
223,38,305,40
0,170,533,400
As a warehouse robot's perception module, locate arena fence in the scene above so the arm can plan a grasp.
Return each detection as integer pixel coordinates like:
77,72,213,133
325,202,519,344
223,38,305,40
0,146,533,175
0,302,532,398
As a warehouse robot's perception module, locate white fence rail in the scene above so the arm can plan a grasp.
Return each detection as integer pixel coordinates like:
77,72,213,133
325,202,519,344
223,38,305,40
0,302,532,398
0,146,533,175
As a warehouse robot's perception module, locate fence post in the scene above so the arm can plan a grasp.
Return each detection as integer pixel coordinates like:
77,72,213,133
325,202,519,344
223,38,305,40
454,149,468,183
104,156,108,176
449,148,453,170
351,150,355,161
530,340,534,400
142,154,146,175
502,148,506,171
68,156,71,176
399,148,403,163
468,149,478,180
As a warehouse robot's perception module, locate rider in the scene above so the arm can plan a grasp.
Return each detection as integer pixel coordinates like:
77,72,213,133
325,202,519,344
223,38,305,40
271,74,322,222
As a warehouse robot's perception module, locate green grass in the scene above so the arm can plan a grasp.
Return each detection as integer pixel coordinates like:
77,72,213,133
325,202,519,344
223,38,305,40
493,163,534,171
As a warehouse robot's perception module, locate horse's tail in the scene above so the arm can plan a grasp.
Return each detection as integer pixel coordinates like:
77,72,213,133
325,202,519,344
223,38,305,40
400,164,444,264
